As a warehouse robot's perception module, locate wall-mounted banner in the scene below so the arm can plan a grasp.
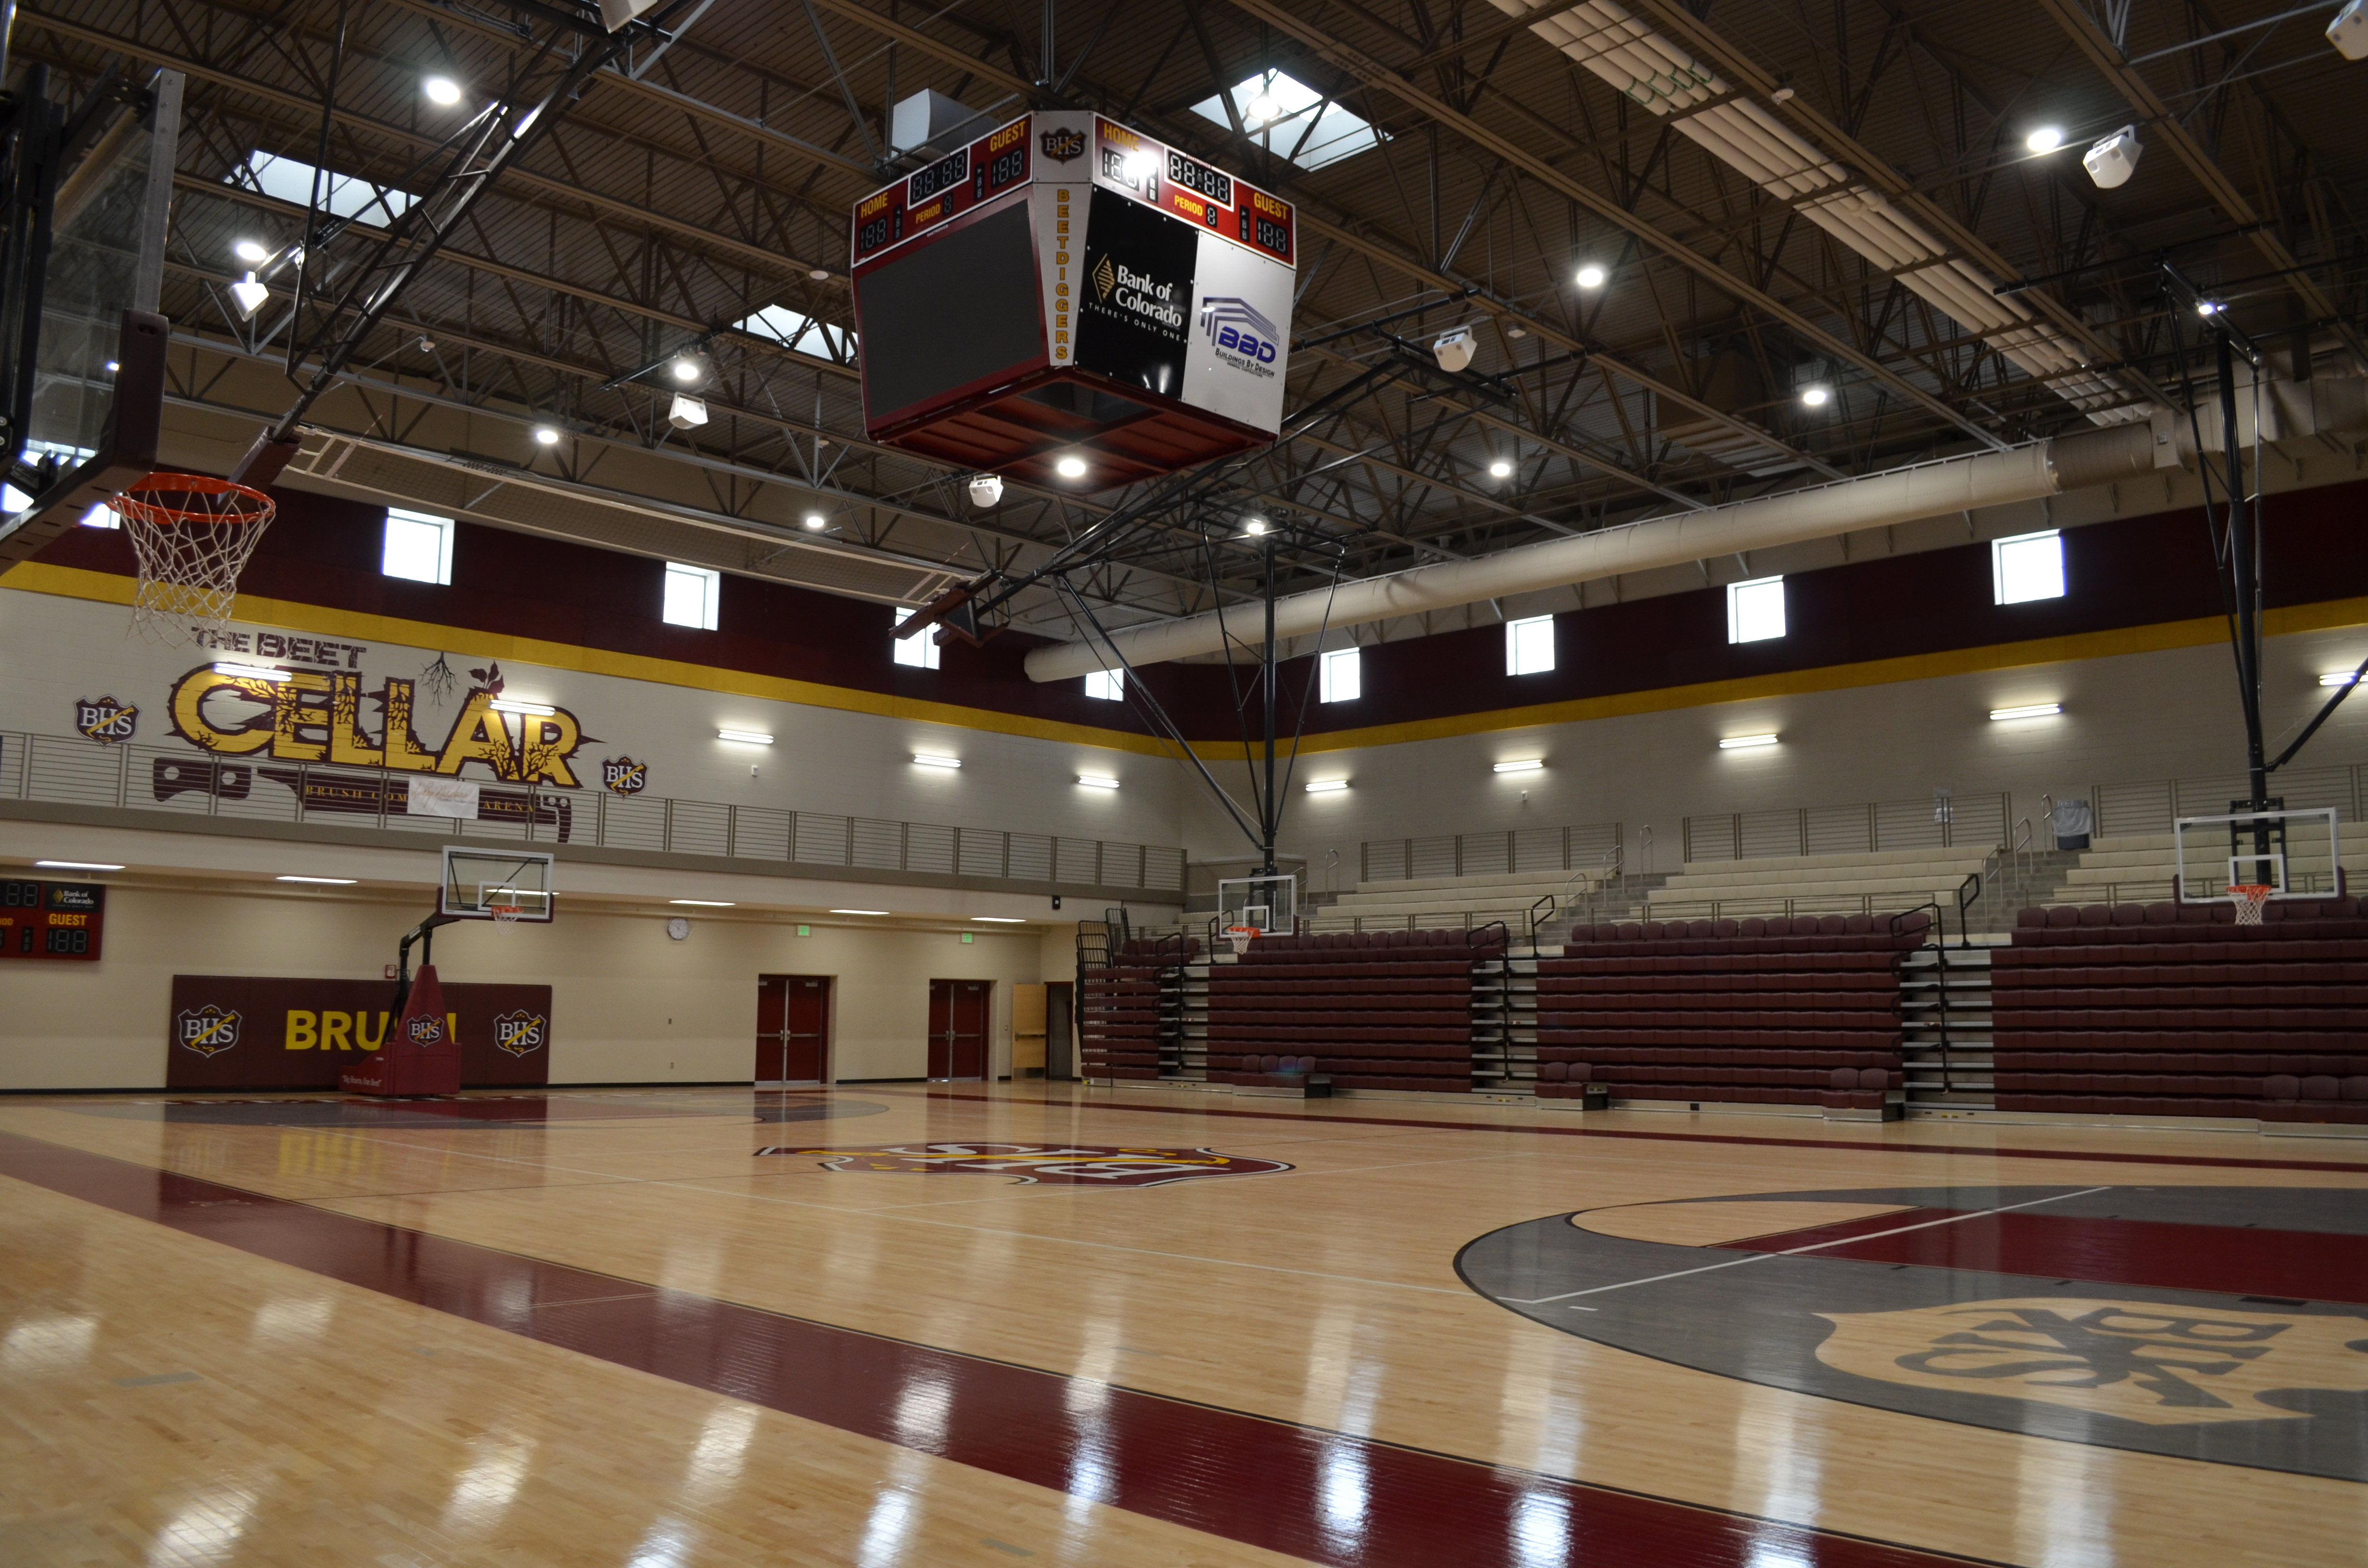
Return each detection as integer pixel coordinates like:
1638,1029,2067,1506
165,975,554,1090
601,757,648,795
76,695,137,744
407,776,481,820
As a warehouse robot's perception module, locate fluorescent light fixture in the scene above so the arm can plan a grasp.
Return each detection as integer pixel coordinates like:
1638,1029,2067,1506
1304,779,1348,793
1055,454,1087,478
973,916,1026,923
35,860,123,871
2025,126,2064,153
423,74,464,106
1488,458,1513,478
1076,774,1121,789
277,875,357,885
829,908,889,916
1719,734,1779,749
669,899,736,907
532,424,562,446
716,728,774,745
2319,671,2359,686
234,239,270,263
229,272,270,318
1493,760,1543,774
1989,703,2062,721
912,753,962,769
212,662,290,682
1799,384,1830,407
488,698,556,716
1574,263,1606,289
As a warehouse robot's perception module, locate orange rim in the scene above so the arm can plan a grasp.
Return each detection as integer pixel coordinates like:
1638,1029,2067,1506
111,472,274,528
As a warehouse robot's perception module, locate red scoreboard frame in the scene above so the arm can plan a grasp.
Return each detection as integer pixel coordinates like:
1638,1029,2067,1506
0,880,105,960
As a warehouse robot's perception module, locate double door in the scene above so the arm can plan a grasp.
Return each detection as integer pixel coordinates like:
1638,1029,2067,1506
927,979,990,1079
755,974,830,1083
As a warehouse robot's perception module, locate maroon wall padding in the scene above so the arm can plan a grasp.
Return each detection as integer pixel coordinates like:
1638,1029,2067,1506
36,474,2368,746
164,974,553,1090
1993,898,2368,1123
1534,914,1923,1106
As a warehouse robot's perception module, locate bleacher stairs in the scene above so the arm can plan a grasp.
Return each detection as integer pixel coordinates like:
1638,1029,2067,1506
1900,946,1995,1108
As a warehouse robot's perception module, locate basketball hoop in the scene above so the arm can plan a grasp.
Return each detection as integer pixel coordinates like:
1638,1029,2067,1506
1223,924,1258,956
110,473,276,645
2230,884,2273,926
489,903,526,928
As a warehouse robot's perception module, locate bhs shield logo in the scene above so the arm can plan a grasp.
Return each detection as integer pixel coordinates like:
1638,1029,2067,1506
754,1140,1293,1186
494,1010,548,1057
602,757,648,795
405,1014,445,1046
76,696,137,744
1040,126,1086,163
175,1005,241,1057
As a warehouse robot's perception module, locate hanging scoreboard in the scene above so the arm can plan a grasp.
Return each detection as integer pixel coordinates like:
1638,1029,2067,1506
0,880,106,960
851,111,1295,491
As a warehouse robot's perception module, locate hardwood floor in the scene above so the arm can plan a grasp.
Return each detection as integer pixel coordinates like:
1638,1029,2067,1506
3,1083,2363,1567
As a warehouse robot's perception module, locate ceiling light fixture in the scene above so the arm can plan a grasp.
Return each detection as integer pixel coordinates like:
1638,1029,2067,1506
1719,734,1779,750
973,915,1026,923
670,355,702,382
1492,760,1543,774
277,875,357,885
912,753,962,769
802,512,826,530
532,424,562,446
488,698,556,716
1488,458,1513,478
2196,299,2225,318
716,728,774,745
35,860,124,871
1989,703,2063,721
234,239,270,263
1243,516,1269,535
809,266,831,281
423,74,464,106
1304,779,1348,793
1574,263,1606,289
829,908,889,916
669,899,736,907
2025,126,2065,154
229,272,270,319
212,662,290,682
1055,454,1088,479
1076,774,1120,789
2319,671,2359,686
1800,385,1831,407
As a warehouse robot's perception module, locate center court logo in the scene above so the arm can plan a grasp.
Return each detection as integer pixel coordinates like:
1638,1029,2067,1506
753,1141,1292,1186
1199,296,1279,376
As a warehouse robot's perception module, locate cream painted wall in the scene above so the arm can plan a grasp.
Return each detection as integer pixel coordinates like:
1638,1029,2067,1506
0,882,1047,1091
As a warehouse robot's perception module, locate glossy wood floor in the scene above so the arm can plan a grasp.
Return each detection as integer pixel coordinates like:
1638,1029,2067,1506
3,1083,2365,1567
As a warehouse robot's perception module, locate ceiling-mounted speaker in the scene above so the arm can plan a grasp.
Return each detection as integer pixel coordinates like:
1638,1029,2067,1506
2083,125,2142,190
2331,0,2368,61
598,0,666,29
1431,326,1477,374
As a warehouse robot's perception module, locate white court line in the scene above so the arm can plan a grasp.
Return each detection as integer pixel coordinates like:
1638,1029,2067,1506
1504,1186,2111,1306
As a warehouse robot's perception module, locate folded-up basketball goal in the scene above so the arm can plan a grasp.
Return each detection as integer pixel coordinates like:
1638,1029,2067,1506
110,473,276,644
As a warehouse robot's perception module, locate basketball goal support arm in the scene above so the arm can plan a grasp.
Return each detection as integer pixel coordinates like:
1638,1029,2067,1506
390,912,461,1019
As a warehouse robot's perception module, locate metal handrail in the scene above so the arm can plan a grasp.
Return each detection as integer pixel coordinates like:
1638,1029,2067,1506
1954,871,1983,948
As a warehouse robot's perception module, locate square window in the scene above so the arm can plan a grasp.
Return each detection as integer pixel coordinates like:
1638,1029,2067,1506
1727,576,1786,644
662,562,720,630
1993,529,2065,604
382,508,454,585
893,607,941,669
1505,615,1555,676
1085,667,1123,700
1320,646,1362,703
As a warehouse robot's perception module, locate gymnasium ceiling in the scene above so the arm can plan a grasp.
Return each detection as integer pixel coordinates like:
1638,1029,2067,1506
12,0,2367,641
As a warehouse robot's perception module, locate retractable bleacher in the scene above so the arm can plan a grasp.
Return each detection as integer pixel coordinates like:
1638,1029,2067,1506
1535,913,1929,1112
1994,898,2368,1124
1081,937,1197,1081
1208,928,1503,1093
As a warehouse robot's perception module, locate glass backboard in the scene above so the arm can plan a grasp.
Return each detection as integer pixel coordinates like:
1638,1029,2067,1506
1218,873,1298,936
2173,806,2342,901
440,845,556,922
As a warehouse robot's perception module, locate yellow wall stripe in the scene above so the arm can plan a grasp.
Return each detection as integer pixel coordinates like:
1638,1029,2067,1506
10,559,2363,760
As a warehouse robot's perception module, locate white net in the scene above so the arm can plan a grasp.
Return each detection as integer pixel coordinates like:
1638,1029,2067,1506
2231,884,2272,926
111,473,275,644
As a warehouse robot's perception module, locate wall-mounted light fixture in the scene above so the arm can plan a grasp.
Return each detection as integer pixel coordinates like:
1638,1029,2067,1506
212,662,290,683
1718,734,1779,750
912,753,962,770
1492,760,1543,774
1075,774,1120,790
1304,779,1348,793
489,698,556,717
1988,703,2062,721
716,728,774,745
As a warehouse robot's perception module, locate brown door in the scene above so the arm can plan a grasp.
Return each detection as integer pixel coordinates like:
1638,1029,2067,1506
1045,982,1074,1080
756,975,830,1083
927,979,990,1079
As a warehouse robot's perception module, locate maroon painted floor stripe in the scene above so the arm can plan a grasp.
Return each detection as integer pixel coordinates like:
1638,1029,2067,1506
907,1087,2368,1173
1731,1210,2368,1305
0,1129,1997,1568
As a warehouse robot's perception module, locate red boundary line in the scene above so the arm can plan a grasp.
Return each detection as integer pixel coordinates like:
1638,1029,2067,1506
0,1128,2000,1568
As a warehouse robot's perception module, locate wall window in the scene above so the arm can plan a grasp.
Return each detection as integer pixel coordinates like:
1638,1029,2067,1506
1085,667,1123,700
1320,646,1362,703
1993,528,2066,604
662,562,721,630
1505,614,1555,676
1727,576,1787,644
893,607,941,669
381,508,454,585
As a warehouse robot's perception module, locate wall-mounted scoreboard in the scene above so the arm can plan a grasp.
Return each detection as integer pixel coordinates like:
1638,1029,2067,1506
851,111,1296,491
0,880,105,960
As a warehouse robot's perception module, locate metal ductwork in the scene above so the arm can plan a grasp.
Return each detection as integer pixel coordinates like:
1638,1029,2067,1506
1022,377,2368,682
1492,0,2147,427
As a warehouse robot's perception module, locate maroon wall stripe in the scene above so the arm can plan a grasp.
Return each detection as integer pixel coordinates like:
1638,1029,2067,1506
898,1087,2368,1174
1730,1210,2368,1305
0,1129,1994,1568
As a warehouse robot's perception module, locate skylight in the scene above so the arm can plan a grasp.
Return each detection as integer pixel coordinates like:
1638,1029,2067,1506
736,305,856,361
1190,70,1386,172
227,151,416,227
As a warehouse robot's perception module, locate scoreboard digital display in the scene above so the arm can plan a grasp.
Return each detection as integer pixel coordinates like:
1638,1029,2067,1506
851,118,1035,267
0,881,105,960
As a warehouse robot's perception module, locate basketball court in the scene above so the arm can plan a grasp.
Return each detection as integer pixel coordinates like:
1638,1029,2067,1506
5,0,2368,1564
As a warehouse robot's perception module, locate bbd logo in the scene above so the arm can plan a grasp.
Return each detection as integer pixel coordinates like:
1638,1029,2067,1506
1040,126,1085,163
1200,296,1280,366
175,1005,241,1057
405,1015,445,1046
493,1010,548,1057
754,1140,1294,1187
76,696,137,744
1092,254,1116,302
601,757,648,795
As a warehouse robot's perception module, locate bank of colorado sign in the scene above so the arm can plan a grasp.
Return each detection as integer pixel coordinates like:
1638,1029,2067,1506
166,976,555,1090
